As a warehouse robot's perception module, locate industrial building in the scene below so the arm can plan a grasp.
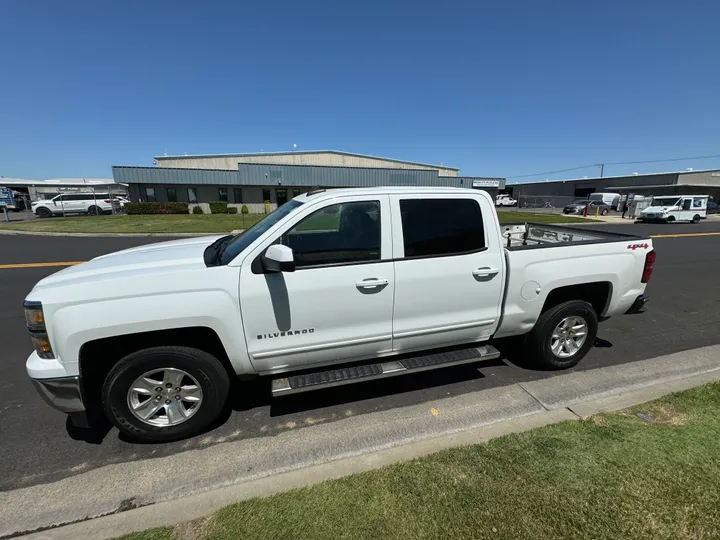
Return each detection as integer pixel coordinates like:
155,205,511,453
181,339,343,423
112,151,505,213
505,168,720,203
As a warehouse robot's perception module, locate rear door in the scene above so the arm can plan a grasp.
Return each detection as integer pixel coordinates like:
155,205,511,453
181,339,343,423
390,194,505,353
239,195,395,372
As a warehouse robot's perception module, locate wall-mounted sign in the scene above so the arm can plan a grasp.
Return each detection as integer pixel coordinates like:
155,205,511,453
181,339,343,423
472,179,501,188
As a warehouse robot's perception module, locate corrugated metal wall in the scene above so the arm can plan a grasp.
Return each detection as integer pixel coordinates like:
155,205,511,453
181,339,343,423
113,165,503,189
155,151,459,177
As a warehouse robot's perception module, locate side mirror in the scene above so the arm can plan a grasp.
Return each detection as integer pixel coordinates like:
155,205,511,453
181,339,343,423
262,244,295,273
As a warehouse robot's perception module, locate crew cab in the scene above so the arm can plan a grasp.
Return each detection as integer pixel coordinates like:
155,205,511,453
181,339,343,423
24,187,655,442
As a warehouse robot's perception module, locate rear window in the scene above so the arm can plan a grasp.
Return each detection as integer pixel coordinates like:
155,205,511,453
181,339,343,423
400,199,485,258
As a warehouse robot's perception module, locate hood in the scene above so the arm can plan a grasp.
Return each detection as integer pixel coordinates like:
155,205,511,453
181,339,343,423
641,205,676,214
32,235,224,290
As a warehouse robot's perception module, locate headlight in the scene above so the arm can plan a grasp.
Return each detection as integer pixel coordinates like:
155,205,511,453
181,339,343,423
24,301,55,359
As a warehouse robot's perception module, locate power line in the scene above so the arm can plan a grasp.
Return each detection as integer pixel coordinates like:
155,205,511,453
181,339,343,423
507,153,720,179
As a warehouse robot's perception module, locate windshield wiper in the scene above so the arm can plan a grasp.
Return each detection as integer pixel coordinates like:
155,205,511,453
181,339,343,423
203,235,233,267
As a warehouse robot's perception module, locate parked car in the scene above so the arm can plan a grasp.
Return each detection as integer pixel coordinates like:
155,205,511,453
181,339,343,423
707,200,719,214
24,187,654,442
31,193,118,217
495,195,517,207
563,200,613,215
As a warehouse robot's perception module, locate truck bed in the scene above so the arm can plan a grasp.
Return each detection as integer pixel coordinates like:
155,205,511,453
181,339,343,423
500,222,643,250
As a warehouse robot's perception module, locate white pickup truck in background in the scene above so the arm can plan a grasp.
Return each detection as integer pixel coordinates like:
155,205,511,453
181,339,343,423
24,187,655,442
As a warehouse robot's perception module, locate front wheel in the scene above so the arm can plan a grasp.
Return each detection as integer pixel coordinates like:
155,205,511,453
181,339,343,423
527,300,598,369
36,207,53,218
102,346,231,442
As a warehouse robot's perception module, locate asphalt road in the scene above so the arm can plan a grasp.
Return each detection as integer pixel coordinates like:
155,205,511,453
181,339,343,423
1,221,719,492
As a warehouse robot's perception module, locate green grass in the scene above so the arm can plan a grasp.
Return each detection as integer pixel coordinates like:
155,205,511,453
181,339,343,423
115,383,720,540
1,211,594,234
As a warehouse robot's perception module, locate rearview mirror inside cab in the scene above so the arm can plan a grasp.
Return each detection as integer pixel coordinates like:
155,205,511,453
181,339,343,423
262,244,296,273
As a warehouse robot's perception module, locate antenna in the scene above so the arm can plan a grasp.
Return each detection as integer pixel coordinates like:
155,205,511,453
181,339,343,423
292,144,297,151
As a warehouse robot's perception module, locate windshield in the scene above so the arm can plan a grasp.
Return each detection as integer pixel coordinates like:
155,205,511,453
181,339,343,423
651,197,681,207
219,199,304,265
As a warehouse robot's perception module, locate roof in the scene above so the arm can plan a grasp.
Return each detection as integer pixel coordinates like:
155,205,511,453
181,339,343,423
0,177,117,187
153,150,460,172
293,186,485,202
509,168,720,185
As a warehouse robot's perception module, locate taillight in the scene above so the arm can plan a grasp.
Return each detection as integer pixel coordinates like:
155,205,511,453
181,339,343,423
641,249,656,283
104,199,111,203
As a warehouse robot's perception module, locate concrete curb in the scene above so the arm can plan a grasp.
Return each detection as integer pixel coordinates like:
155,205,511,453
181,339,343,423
5,345,720,540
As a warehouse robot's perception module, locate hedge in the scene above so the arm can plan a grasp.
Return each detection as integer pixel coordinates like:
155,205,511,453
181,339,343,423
125,202,189,215
241,205,249,214
209,201,228,214
228,207,238,214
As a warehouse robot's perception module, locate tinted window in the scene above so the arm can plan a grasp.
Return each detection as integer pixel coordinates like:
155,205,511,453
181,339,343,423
217,188,228,202
282,201,381,268
145,188,156,202
167,188,177,202
187,188,198,203
400,199,484,258
262,189,271,202
233,188,243,203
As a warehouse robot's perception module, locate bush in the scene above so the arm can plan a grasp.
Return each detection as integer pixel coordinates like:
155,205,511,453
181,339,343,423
209,201,228,214
228,207,238,214
241,204,249,214
192,206,204,215
125,202,189,215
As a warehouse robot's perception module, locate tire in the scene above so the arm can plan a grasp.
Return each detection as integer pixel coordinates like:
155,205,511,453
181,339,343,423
692,214,701,224
601,209,608,216
666,216,675,223
88,205,102,216
102,346,231,442
527,300,598,370
36,207,52,218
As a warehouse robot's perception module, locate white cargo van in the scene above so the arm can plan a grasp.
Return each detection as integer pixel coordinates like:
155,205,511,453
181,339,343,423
589,192,621,208
637,195,709,223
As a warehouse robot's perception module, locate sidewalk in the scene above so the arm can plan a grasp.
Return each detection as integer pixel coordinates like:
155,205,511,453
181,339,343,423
5,345,720,540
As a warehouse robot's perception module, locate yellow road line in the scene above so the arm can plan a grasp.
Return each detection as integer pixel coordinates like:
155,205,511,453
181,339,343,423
650,232,720,239
0,261,84,269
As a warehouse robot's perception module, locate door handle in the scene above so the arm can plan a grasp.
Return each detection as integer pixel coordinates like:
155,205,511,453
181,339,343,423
472,267,500,278
356,278,389,290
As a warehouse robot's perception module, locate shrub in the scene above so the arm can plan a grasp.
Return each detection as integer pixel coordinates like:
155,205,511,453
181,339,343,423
125,202,189,215
241,204,249,214
192,206,204,215
209,201,228,214
228,207,238,214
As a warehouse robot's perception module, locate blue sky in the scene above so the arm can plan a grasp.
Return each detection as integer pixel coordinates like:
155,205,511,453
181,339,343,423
1,0,719,181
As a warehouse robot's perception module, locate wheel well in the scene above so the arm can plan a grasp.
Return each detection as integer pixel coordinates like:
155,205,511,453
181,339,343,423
541,282,611,318
79,327,233,411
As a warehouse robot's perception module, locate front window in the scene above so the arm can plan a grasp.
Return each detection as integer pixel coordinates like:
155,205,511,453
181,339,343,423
281,201,381,268
219,199,304,265
187,188,198,203
651,197,681,207
145,188,156,202
233,188,243,203
167,188,177,202
217,188,228,202
262,188,271,202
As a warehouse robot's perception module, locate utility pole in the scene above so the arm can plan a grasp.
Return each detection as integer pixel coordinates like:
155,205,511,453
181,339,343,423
599,164,605,177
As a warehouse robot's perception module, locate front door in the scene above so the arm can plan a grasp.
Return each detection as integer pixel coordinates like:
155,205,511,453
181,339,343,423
239,195,394,372
389,195,505,353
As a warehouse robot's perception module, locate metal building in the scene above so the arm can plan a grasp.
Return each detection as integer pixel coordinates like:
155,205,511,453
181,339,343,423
113,151,504,213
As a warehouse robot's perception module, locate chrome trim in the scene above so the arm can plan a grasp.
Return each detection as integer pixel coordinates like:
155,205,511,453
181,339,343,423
31,376,85,413
253,334,393,360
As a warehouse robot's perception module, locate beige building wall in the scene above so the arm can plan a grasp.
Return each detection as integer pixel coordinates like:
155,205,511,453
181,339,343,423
156,152,458,177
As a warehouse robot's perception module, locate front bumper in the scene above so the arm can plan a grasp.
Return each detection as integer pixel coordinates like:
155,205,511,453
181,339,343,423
625,294,650,314
31,376,85,413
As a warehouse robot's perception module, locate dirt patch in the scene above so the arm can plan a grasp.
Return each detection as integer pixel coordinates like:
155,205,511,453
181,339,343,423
173,517,210,540
584,414,605,426
619,403,687,426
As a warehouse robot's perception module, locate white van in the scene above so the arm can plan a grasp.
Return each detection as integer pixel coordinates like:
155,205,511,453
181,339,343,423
637,195,708,224
589,192,621,207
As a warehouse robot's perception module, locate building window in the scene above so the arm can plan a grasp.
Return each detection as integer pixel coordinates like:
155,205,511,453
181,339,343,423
292,189,301,198
233,188,243,203
217,188,228,202
262,188,271,202
399,199,485,258
167,188,177,202
281,201,381,268
187,188,198,203
145,188,156,202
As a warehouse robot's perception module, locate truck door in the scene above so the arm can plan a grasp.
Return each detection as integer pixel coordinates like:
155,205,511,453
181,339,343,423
389,194,505,353
238,195,395,372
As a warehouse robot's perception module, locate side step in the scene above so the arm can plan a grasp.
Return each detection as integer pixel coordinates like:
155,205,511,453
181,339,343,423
271,344,501,396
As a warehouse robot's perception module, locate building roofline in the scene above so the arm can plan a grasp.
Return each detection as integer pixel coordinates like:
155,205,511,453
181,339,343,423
509,168,720,185
152,150,460,171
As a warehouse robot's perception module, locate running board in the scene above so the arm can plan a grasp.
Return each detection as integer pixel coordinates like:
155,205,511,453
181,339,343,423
271,344,501,396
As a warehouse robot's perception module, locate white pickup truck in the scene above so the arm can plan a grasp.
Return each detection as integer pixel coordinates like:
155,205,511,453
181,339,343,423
25,187,654,442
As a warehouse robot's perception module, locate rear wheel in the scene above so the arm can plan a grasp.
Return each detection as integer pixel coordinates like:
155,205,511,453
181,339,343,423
527,300,598,369
102,346,231,442
87,205,102,216
601,209,609,216
692,214,701,224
